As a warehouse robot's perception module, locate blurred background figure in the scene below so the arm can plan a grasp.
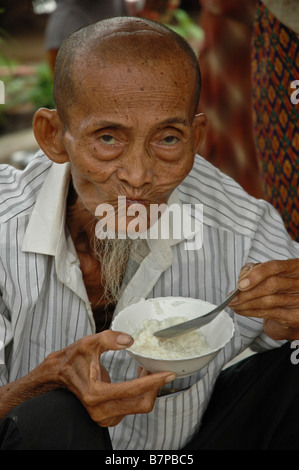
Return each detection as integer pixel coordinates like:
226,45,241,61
197,0,264,199
251,0,299,240
44,0,128,72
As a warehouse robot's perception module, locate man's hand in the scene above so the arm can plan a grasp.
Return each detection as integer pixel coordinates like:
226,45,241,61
53,330,176,427
229,259,299,341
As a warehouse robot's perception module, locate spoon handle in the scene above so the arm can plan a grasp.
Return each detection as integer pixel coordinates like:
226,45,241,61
154,289,239,338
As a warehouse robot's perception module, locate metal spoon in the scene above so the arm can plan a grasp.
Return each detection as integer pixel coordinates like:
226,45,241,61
154,289,239,338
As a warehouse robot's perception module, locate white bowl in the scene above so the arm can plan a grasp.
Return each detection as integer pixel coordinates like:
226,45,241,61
111,296,234,377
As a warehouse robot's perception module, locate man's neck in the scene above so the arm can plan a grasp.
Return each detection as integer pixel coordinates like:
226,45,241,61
66,182,96,255
66,187,115,330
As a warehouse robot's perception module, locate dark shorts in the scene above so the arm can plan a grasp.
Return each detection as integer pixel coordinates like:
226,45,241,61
0,342,298,450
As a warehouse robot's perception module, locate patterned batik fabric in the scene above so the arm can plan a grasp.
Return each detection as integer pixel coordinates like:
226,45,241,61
252,1,299,241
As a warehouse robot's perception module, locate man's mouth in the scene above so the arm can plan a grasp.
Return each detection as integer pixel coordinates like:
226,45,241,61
125,198,148,206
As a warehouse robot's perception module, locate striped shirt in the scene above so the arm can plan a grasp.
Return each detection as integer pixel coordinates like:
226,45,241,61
0,150,298,449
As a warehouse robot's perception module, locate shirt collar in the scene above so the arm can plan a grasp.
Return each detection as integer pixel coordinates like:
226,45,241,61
22,161,71,255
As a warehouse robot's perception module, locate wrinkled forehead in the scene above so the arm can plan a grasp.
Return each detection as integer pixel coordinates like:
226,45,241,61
73,29,186,72
71,30,196,97
71,37,196,121
81,18,172,45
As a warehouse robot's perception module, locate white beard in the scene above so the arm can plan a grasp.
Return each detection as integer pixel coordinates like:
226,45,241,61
93,236,140,304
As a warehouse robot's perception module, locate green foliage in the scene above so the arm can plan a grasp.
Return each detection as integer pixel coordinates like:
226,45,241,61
165,9,204,46
0,7,54,130
27,62,55,109
2,62,54,111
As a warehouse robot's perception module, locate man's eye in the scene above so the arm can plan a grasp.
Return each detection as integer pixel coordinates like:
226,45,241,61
99,134,118,144
162,135,178,145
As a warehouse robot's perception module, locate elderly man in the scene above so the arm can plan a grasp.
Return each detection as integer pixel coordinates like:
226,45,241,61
0,17,299,451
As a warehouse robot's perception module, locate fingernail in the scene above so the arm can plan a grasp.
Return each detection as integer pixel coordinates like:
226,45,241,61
239,278,250,289
243,264,254,272
239,264,255,280
117,334,133,346
165,373,176,383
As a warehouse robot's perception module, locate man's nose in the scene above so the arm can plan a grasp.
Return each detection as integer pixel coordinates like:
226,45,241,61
116,148,154,188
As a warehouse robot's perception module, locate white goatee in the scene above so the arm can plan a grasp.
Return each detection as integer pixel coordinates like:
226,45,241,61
93,237,140,304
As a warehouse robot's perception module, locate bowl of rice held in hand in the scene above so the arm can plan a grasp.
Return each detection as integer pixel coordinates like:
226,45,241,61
111,297,234,377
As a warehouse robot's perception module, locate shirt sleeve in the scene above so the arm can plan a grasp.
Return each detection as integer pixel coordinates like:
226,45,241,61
244,197,299,350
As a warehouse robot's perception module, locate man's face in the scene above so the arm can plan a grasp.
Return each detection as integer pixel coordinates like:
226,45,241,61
61,55,204,234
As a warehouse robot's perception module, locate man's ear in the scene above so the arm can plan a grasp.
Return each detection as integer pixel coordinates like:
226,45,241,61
33,108,69,164
191,113,207,155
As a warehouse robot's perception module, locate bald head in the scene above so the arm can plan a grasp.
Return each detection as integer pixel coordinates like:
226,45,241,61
53,17,201,126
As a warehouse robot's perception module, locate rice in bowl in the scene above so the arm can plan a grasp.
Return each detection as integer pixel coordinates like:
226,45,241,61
130,316,209,359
